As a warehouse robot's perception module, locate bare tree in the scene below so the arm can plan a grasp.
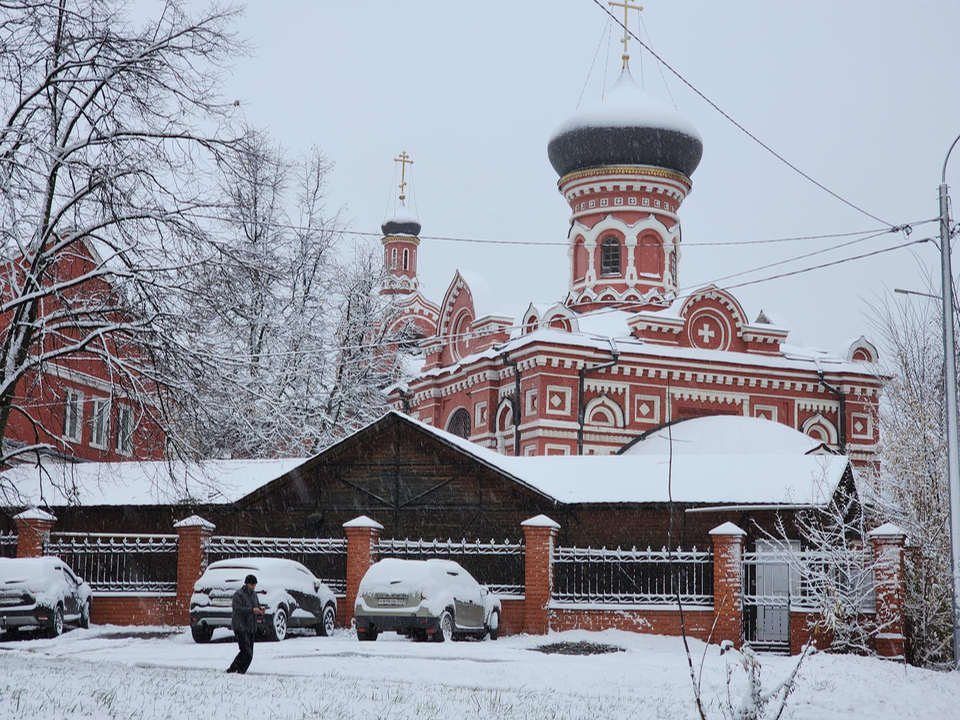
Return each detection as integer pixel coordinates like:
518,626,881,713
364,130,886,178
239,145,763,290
177,129,400,458
0,0,245,497
869,291,953,667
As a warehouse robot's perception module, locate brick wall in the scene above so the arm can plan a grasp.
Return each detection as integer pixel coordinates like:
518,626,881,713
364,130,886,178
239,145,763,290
498,597,524,636
551,607,715,640
91,594,178,626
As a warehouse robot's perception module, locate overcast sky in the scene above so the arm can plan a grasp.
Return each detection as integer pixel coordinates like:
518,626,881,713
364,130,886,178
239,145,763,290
218,0,960,354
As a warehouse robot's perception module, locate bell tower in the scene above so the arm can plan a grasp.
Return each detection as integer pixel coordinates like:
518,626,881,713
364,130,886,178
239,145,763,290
381,151,421,296
546,2,703,312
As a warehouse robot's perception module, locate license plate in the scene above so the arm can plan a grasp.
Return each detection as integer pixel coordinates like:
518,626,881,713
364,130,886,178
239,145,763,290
211,597,231,607
0,596,21,606
376,597,404,607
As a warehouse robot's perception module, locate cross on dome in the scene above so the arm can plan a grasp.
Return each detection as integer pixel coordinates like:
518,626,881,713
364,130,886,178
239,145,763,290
394,151,414,205
608,0,643,68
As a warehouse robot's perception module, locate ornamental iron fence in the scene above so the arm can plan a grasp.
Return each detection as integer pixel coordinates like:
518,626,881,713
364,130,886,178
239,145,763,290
207,535,348,595
552,545,714,606
44,532,179,593
377,538,525,596
0,531,17,558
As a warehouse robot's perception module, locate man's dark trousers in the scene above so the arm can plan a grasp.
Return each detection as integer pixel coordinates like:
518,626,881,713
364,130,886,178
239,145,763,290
228,631,255,674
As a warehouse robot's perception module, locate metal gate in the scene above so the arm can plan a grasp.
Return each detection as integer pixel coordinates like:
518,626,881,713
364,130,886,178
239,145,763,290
742,540,799,653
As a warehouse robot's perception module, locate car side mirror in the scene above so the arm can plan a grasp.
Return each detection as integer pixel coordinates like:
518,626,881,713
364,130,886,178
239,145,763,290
78,577,85,585
480,586,488,596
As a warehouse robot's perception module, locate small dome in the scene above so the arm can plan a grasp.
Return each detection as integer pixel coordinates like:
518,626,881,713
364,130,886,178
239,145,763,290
381,206,421,237
547,68,703,179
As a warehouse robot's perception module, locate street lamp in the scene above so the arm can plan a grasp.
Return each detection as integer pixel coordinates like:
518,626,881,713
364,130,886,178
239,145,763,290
938,131,960,669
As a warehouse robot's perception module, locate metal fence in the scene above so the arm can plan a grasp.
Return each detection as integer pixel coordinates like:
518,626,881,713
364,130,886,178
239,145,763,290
377,538,525,596
44,532,179,593
0,531,17,558
742,549,875,652
553,546,714,605
208,536,348,595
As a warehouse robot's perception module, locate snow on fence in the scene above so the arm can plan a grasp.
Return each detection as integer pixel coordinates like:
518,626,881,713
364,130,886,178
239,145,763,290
552,546,714,606
207,536,348,595
0,531,17,558
377,538,525,596
44,532,179,593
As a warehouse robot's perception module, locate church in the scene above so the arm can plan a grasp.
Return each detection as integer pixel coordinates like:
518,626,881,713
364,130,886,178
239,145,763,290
378,22,882,472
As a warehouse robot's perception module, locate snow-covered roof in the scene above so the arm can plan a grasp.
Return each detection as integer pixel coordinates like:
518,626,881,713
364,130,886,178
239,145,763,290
397,412,848,507
2,458,308,507
621,415,820,457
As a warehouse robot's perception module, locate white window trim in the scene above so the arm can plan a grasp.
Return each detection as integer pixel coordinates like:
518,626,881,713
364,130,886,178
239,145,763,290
90,397,111,449
116,404,134,456
63,389,84,442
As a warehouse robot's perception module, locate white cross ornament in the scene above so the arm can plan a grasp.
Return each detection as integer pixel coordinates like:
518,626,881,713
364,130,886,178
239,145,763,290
697,323,716,344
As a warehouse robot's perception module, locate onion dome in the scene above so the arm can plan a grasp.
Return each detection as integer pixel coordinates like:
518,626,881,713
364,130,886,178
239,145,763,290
547,67,703,179
381,206,421,237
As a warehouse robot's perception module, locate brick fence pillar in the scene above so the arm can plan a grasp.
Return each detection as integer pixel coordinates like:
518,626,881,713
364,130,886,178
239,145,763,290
14,508,57,558
174,515,215,626
869,522,907,658
522,514,560,635
710,522,746,649
343,515,383,628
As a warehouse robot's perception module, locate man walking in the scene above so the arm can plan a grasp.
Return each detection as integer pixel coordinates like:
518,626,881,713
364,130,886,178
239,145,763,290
227,574,264,674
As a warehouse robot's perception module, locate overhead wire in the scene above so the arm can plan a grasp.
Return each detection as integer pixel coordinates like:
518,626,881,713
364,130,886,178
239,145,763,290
590,0,893,228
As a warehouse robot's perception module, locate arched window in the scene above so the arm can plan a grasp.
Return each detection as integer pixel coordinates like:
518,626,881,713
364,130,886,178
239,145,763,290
390,247,398,269
446,408,472,439
669,251,678,285
402,248,410,271
600,237,621,277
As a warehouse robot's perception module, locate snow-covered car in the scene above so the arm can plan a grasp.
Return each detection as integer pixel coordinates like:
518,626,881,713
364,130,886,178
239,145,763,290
189,558,337,643
354,558,501,642
0,557,92,638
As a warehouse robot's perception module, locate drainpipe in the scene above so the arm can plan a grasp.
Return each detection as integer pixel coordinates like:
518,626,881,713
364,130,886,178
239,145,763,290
577,338,621,455
499,350,522,456
816,369,847,452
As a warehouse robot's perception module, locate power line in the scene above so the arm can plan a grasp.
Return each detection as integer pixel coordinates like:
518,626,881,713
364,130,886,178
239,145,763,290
181,208,933,249
590,0,893,228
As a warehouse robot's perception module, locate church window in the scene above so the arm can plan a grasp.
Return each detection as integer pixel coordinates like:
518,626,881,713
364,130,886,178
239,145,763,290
614,197,623,206
390,248,397,269
642,198,650,207
600,237,622,277
670,252,678,285
402,248,410,271
446,408,472,439
588,199,596,209
600,198,608,207
654,199,661,208
628,197,637,206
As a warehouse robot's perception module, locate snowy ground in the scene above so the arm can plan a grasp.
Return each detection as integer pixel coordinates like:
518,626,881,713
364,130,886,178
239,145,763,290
0,626,956,720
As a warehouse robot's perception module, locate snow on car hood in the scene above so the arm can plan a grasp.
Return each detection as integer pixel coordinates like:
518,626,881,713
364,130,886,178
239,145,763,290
358,559,494,617
0,557,91,608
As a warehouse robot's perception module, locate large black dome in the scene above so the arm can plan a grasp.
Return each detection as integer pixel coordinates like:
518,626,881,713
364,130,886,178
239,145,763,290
548,68,703,179
381,207,421,237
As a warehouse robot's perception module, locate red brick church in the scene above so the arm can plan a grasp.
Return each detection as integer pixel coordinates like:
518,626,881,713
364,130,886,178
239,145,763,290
380,44,882,470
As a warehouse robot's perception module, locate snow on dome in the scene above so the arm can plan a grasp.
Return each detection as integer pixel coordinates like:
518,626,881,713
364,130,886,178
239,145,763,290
621,415,820,457
381,205,421,237
547,67,703,178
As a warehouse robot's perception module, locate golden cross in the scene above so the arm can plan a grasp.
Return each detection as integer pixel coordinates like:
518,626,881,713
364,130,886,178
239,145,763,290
394,151,414,204
608,0,643,68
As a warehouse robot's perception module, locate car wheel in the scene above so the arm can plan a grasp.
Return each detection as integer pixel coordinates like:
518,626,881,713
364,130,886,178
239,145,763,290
79,600,91,629
356,627,378,641
191,624,214,643
266,606,288,642
486,610,499,641
45,606,64,638
432,610,454,643
317,603,336,637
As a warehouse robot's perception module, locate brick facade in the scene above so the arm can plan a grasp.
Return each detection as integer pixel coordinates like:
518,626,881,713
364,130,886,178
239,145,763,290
710,522,746,649
90,594,178,626
14,509,56,558
869,523,907,658
522,515,559,635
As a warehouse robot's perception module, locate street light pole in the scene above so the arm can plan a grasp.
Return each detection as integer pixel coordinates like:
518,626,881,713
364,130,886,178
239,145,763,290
939,131,960,669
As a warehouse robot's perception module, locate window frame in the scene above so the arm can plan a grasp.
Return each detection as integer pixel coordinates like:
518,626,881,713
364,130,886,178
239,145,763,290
599,237,622,277
115,404,134,455
63,388,84,442
90,397,110,449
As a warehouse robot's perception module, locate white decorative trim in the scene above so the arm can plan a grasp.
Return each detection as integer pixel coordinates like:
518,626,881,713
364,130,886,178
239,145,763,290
544,385,573,416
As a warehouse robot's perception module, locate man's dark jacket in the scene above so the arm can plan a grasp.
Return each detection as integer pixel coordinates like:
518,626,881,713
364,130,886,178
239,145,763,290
232,586,261,635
